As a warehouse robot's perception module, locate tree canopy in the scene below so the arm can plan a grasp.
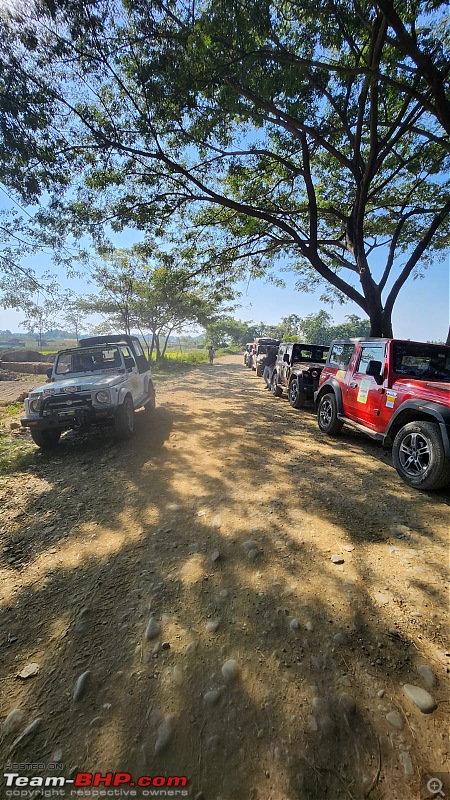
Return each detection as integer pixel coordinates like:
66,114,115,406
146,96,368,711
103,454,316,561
77,247,233,360
0,0,448,336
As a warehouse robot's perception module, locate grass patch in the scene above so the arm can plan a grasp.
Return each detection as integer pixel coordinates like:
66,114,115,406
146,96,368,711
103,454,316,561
0,403,36,474
0,431,36,475
0,402,34,474
150,347,241,371
3,402,23,417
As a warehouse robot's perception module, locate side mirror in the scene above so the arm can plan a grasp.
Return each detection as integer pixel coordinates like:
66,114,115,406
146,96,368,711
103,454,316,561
124,356,136,370
283,353,290,363
46,367,53,380
366,360,383,382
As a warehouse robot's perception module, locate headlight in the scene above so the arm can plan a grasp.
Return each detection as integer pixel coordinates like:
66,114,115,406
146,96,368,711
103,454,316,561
311,369,318,377
63,386,77,394
95,390,110,404
44,388,56,395
29,396,42,413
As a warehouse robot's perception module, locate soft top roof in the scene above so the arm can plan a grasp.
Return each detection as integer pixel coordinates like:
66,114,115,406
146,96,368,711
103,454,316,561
79,334,139,349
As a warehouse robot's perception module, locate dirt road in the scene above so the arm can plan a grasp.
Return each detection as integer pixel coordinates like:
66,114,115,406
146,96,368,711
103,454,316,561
1,355,449,800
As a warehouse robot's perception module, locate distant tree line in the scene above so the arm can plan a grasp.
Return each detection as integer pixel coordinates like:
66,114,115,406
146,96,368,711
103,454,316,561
204,311,371,347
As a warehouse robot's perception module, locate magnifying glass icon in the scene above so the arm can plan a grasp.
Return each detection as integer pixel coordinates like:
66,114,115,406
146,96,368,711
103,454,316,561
427,777,445,797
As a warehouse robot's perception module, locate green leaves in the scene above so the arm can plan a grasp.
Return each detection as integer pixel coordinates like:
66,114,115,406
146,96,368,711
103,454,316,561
0,0,448,336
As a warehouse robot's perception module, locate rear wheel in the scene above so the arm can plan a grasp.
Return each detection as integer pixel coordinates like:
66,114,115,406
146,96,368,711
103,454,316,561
317,393,343,435
115,396,135,440
30,429,61,450
256,365,264,377
288,379,307,409
271,371,283,397
392,421,450,491
143,381,156,413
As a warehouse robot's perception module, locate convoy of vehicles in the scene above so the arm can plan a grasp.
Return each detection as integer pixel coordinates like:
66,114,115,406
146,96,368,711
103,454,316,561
21,333,450,492
243,335,450,492
21,335,155,449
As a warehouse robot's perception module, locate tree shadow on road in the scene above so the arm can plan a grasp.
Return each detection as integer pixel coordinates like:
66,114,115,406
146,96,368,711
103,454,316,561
0,359,448,799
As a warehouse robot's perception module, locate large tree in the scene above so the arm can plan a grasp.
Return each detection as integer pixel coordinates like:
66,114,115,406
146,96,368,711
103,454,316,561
0,0,448,336
77,247,232,360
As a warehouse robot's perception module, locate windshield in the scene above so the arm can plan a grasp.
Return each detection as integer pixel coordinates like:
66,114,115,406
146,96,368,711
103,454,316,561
55,346,123,375
393,343,450,382
293,345,329,363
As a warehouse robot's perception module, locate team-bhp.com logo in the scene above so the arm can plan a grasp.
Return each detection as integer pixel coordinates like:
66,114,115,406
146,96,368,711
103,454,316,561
4,772,189,796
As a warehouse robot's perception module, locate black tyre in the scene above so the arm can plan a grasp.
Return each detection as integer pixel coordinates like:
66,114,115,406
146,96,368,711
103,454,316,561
144,381,156,413
256,365,264,377
317,392,343,435
115,396,135,440
271,371,283,397
392,421,450,491
30,428,61,449
288,378,307,409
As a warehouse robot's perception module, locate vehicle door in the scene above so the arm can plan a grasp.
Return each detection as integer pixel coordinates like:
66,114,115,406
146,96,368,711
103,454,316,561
343,343,387,427
131,339,150,401
280,344,293,387
275,345,285,383
120,345,143,403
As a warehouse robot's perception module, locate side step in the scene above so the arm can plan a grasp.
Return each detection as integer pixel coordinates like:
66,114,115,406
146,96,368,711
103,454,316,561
337,416,384,441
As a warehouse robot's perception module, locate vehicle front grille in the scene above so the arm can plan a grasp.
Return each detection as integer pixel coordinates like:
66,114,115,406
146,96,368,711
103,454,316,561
43,393,92,412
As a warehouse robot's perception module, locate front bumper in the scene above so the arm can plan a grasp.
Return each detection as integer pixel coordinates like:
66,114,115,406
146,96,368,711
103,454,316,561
21,403,116,431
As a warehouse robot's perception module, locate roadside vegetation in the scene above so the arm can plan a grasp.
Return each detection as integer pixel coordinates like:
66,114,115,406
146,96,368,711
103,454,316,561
0,403,35,475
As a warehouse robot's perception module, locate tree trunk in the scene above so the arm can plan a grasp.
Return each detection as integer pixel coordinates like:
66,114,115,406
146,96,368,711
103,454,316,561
161,328,174,358
155,333,161,362
366,300,393,337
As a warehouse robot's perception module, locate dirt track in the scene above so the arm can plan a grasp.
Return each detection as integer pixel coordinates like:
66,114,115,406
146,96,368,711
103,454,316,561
0,354,449,800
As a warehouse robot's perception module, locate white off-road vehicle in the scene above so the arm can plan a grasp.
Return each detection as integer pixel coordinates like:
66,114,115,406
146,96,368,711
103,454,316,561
21,335,155,449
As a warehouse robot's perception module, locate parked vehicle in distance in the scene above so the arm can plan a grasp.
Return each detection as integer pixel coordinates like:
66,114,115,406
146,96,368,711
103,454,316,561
246,338,279,371
21,334,155,449
253,339,280,376
315,338,450,490
271,343,329,407
243,343,254,367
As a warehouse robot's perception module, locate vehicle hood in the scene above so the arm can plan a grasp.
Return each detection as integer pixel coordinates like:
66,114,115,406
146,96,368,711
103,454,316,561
393,378,450,405
30,372,126,394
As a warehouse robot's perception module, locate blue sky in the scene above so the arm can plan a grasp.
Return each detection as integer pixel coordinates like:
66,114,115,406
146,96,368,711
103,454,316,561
234,257,449,341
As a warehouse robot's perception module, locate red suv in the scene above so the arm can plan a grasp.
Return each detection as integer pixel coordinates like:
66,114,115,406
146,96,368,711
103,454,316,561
315,338,450,491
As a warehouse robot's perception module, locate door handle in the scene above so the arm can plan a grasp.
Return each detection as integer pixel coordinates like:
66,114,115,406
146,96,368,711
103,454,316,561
349,382,358,389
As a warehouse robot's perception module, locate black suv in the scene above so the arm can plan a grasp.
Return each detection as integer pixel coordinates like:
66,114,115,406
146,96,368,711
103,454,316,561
271,343,329,407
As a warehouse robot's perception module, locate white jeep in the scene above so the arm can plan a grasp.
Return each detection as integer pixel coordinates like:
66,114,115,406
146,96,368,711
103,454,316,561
21,335,155,449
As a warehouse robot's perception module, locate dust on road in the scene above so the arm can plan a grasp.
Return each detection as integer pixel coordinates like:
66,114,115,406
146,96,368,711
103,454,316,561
1,355,449,800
